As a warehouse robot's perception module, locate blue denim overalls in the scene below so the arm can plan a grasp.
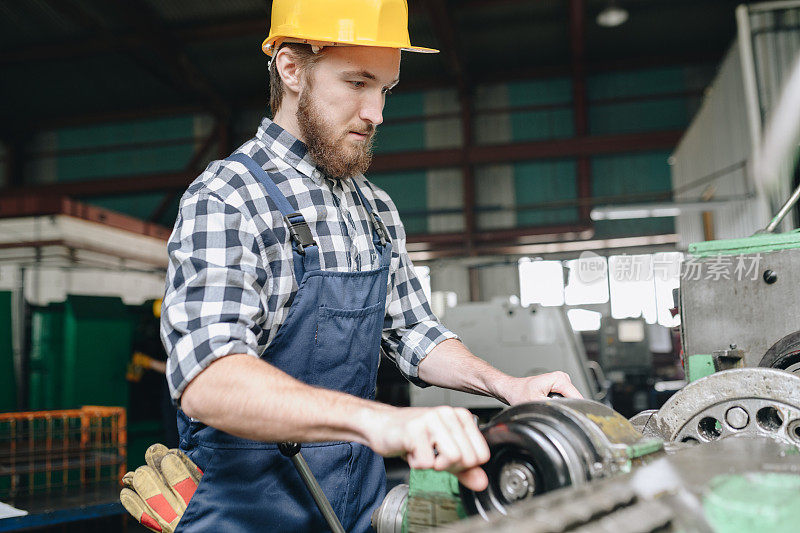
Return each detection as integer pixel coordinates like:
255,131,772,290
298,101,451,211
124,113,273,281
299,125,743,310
175,152,390,532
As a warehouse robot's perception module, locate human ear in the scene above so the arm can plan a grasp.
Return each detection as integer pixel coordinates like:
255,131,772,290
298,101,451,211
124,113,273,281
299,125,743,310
275,48,303,95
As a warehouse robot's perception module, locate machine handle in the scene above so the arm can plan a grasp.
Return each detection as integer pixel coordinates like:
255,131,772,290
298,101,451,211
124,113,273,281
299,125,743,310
585,360,608,401
279,442,346,533
761,181,800,233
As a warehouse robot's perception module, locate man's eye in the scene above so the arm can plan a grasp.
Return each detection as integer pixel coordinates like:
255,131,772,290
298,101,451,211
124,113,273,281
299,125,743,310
351,81,365,89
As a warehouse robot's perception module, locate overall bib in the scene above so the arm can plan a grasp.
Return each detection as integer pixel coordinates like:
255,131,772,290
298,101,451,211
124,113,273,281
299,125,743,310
175,153,390,532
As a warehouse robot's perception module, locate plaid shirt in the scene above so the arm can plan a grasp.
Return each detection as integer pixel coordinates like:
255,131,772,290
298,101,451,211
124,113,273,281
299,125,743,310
161,117,456,401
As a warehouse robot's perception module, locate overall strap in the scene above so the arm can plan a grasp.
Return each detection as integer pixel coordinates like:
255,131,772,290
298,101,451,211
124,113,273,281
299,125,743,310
352,182,391,255
227,153,320,282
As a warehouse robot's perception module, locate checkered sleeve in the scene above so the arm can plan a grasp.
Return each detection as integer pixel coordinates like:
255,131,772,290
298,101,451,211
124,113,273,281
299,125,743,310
161,189,269,401
370,186,458,387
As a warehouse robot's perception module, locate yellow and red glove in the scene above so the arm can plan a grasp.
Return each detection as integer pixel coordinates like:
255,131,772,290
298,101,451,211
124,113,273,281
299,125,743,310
120,443,203,533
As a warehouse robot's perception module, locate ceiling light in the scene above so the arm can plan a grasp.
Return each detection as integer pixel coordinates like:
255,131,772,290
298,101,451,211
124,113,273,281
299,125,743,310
597,3,629,28
590,200,741,221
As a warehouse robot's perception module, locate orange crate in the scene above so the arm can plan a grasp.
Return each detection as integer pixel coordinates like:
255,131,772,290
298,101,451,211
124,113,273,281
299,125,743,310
0,406,126,499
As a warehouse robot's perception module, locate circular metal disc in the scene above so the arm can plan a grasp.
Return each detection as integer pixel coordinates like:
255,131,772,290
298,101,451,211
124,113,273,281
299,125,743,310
651,368,800,445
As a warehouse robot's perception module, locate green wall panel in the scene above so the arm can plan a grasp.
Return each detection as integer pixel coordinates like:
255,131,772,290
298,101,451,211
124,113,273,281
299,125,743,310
382,92,425,119
511,109,575,140
0,291,16,411
370,171,428,234
508,78,572,106
57,116,194,150
513,160,578,226
591,150,675,237
57,145,192,182
56,116,194,181
592,151,672,197
374,91,426,154
507,78,575,141
589,98,689,135
373,121,426,153
588,67,688,99
52,116,195,224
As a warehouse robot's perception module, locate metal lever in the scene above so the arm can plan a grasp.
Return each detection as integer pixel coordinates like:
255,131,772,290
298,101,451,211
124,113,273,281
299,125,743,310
761,181,800,233
278,442,346,533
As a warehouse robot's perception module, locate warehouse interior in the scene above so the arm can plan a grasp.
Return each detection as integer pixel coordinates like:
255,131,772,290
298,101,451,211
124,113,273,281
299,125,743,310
1,0,800,531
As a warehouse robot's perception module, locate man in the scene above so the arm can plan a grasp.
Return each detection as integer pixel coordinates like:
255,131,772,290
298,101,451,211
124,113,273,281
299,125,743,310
157,0,581,531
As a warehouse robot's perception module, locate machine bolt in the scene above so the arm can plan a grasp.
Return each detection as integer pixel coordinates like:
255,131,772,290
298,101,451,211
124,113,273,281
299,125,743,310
763,270,778,284
499,462,536,502
725,406,750,430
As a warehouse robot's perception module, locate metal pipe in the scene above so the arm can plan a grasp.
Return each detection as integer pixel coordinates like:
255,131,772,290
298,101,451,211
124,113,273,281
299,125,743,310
764,181,800,232
286,452,346,533
736,4,763,163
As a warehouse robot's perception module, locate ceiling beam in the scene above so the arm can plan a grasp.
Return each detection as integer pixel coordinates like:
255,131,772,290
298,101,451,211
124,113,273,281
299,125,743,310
569,0,592,222
39,0,186,101
111,0,229,119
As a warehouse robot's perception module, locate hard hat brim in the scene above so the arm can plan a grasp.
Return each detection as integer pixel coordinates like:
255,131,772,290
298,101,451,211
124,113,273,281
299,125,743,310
262,37,439,56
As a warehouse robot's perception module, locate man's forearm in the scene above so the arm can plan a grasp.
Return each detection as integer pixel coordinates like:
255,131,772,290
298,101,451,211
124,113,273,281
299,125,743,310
417,339,514,404
417,338,583,404
181,354,393,445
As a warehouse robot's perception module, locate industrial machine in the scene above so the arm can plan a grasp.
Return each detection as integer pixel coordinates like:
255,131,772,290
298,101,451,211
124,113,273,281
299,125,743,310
410,298,607,410
371,367,800,533
679,232,800,379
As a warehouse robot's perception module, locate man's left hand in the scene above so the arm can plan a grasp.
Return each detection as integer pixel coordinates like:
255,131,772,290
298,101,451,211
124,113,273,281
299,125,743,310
497,371,583,405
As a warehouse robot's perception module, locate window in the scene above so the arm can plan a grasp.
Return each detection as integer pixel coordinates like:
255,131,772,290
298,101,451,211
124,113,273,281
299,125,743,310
567,309,603,331
519,252,683,330
565,254,609,305
518,259,564,306
608,252,683,327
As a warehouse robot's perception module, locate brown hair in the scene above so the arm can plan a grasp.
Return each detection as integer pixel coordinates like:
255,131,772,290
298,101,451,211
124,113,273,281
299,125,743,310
268,43,325,117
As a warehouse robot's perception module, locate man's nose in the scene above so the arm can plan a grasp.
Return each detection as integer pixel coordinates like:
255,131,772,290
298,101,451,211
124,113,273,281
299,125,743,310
359,92,384,126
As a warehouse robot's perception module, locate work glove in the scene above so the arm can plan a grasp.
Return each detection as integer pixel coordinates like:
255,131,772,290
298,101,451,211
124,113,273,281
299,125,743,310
120,443,203,533
126,352,157,382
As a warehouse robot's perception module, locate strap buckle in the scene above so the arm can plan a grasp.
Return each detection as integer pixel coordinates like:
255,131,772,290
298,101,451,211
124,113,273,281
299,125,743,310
370,212,389,247
284,213,316,256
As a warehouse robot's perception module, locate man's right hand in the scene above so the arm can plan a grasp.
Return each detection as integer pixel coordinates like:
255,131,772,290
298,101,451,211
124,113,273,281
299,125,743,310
363,406,490,491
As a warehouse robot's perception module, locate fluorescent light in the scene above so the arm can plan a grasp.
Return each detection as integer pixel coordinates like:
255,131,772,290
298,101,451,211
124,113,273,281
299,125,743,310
597,4,629,27
650,208,682,218
590,200,742,221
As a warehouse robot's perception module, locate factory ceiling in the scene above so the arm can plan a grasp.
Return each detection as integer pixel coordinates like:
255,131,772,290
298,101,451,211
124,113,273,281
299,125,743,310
1,0,740,136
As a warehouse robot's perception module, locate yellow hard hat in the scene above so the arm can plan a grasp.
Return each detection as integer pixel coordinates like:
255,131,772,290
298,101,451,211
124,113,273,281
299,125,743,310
262,0,439,56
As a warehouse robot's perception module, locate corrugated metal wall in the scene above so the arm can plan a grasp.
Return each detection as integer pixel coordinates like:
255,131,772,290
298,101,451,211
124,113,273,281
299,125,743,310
671,5,800,248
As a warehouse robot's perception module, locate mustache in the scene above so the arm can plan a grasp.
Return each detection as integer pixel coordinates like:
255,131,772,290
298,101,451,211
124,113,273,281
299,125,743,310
349,124,376,136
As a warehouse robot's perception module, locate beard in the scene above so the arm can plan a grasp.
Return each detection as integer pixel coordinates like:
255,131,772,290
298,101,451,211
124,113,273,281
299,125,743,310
296,86,375,179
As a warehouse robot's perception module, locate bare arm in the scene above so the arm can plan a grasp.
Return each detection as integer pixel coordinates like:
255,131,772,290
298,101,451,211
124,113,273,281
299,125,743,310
181,354,389,445
418,338,583,404
181,353,491,490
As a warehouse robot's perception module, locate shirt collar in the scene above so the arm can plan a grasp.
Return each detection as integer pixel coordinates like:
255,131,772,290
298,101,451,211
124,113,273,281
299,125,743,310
256,117,325,185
